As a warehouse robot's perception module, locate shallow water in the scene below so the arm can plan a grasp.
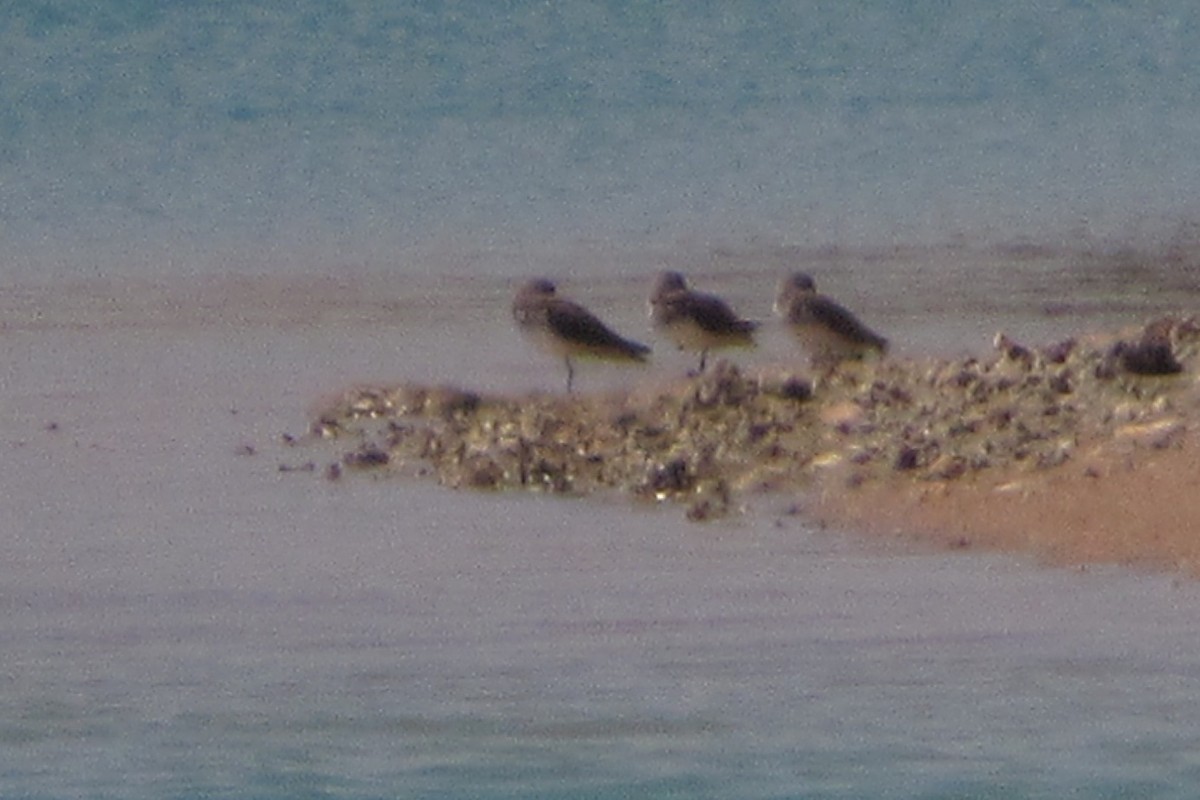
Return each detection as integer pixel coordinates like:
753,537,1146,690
6,2,1200,794
4,277,1200,798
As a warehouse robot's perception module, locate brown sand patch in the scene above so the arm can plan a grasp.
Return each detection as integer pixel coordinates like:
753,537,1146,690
814,428,1200,575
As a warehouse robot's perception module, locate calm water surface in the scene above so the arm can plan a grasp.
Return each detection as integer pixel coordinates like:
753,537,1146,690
3,278,1200,798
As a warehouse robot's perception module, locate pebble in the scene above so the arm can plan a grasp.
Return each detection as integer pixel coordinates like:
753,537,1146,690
297,316,1198,522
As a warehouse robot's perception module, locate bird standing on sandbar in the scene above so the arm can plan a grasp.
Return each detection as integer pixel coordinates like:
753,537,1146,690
512,278,651,393
775,272,888,370
649,270,759,373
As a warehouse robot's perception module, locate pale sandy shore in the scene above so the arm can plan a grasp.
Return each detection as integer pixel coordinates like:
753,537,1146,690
307,314,1200,576
814,420,1200,575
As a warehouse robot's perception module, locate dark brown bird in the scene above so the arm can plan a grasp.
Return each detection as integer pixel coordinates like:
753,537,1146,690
775,272,887,370
513,278,650,392
649,271,758,372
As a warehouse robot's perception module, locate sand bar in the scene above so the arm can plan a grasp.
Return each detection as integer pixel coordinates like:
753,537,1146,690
301,315,1200,576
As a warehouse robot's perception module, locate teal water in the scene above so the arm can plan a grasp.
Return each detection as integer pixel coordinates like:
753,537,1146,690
4,1,1200,279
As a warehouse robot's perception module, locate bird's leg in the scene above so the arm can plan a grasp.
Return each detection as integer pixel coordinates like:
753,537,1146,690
698,349,709,372
565,357,575,394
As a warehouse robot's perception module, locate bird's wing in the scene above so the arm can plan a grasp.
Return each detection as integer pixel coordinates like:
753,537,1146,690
665,292,758,334
548,300,650,357
805,296,888,349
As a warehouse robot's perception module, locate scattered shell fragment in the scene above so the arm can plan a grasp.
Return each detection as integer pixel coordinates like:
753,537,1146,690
294,316,1198,519
1115,419,1185,450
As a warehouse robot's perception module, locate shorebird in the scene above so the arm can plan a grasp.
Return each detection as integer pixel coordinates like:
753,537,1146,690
512,278,651,393
649,270,759,372
775,272,888,370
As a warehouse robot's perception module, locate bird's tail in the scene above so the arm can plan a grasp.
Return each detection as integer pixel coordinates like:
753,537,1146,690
735,319,761,335
622,339,652,361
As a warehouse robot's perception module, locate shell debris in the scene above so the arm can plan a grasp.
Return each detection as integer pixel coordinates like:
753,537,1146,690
297,317,1199,521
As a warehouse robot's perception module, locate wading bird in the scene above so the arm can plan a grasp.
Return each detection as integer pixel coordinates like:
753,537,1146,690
649,270,758,373
775,272,887,370
513,278,651,393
